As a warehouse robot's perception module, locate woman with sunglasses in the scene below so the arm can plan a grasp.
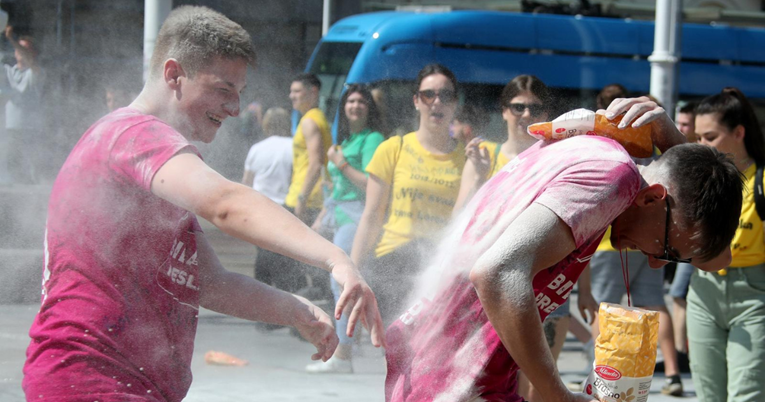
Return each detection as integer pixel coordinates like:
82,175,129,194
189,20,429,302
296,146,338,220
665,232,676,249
350,64,465,324
686,87,765,402
453,75,551,212
305,84,385,373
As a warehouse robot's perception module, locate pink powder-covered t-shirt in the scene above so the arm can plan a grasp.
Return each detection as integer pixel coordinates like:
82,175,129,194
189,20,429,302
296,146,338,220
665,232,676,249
24,108,203,402
386,136,642,402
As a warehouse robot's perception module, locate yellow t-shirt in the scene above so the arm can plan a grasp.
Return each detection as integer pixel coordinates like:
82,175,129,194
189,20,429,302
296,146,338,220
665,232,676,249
480,141,512,179
366,133,465,257
730,163,765,267
285,108,332,209
596,227,623,252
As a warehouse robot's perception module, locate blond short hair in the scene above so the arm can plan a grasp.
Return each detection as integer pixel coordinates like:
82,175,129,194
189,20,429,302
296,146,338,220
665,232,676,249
262,108,292,137
149,6,256,79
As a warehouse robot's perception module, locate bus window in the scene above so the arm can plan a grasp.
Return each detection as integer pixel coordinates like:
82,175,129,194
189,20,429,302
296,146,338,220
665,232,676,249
308,42,363,119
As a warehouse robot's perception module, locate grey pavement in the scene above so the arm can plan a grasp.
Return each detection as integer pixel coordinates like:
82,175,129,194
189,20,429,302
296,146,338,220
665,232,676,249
0,207,698,401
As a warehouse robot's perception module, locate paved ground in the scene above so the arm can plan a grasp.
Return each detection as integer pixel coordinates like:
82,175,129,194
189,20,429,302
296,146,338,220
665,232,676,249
0,220,698,401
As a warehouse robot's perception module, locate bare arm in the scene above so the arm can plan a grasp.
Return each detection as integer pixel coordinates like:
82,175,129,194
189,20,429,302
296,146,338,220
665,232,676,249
196,231,337,361
469,203,596,402
350,174,389,266
152,152,384,346
241,170,254,188
577,263,598,324
296,118,325,220
453,138,491,215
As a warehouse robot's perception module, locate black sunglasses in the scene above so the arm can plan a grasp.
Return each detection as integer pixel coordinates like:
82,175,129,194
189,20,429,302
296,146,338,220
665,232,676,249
418,89,457,105
655,198,692,264
507,103,545,117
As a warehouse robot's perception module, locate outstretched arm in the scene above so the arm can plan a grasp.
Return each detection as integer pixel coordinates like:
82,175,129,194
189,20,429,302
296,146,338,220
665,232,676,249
196,231,337,361
152,152,385,347
470,203,597,402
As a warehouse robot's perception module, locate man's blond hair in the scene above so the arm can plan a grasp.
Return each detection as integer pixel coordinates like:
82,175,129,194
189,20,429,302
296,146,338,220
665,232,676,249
149,6,256,80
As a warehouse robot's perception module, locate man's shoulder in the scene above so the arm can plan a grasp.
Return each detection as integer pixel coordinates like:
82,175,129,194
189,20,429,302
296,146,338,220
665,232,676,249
542,136,635,165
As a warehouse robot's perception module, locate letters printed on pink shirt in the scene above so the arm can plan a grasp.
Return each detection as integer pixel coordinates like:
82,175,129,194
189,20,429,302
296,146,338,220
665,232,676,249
24,108,204,402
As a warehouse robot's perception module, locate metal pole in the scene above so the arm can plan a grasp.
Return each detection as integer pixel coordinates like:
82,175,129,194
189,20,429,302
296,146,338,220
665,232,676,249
143,0,172,82
322,0,331,36
648,0,681,119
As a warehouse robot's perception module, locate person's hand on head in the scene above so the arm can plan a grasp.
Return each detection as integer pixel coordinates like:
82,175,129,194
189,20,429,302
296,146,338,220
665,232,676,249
599,96,686,151
331,261,386,348
293,296,339,361
464,137,491,180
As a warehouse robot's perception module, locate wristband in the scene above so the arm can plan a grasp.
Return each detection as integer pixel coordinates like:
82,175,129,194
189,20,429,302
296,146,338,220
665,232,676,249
339,161,349,171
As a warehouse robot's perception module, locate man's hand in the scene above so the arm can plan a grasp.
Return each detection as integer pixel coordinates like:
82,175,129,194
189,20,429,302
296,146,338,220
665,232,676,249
293,296,339,361
578,288,599,325
599,96,686,152
331,262,386,348
565,392,600,402
464,137,491,180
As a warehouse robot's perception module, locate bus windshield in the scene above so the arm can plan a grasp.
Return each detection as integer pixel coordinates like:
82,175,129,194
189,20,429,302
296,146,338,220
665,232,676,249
308,42,363,119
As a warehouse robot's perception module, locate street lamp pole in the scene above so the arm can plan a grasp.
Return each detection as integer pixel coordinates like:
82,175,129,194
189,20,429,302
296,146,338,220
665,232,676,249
144,0,172,82
649,0,682,119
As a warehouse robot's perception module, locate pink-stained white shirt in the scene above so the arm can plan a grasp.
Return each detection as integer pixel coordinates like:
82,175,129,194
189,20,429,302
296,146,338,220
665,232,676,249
386,136,642,402
24,108,203,402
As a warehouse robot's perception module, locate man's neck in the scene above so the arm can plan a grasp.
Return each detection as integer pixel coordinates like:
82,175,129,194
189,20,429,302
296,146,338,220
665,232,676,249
298,103,317,115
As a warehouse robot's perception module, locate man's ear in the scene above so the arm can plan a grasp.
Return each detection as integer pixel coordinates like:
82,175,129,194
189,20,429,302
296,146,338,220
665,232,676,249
164,59,185,90
633,183,667,207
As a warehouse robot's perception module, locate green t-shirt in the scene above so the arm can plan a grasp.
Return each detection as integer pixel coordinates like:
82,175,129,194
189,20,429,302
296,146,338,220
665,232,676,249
327,129,385,226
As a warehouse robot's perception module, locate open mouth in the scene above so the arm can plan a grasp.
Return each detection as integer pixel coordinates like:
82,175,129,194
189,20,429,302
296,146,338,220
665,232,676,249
207,112,223,126
431,112,444,119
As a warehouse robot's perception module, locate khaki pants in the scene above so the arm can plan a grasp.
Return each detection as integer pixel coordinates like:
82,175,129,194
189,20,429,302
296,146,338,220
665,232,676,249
687,264,765,402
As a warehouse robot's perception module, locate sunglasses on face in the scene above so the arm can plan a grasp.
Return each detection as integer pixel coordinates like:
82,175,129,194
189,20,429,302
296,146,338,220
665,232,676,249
418,89,457,105
655,198,692,264
506,103,545,117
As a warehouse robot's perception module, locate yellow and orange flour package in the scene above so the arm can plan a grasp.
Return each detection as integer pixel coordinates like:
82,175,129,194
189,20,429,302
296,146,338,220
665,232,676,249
583,303,659,402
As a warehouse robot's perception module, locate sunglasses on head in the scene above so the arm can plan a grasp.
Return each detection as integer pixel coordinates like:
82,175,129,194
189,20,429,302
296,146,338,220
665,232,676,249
507,103,545,117
418,89,457,105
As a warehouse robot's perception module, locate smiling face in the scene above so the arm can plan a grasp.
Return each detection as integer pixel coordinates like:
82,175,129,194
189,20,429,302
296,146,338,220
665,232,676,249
344,91,369,129
502,91,548,139
413,73,457,134
174,57,247,143
609,185,703,269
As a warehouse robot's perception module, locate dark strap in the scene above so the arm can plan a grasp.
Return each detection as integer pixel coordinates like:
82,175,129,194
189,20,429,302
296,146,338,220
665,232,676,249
755,163,765,221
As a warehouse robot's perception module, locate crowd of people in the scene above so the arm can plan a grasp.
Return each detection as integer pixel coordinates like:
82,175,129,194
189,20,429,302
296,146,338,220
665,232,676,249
19,5,765,402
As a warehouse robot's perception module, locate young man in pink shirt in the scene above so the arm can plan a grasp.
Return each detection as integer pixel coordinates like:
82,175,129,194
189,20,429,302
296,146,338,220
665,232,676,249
23,6,383,402
385,97,742,402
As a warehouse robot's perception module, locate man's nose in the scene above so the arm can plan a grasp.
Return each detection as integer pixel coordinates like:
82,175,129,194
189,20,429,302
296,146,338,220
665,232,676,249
224,99,240,117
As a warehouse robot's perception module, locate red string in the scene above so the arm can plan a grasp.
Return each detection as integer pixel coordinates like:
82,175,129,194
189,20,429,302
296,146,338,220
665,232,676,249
616,223,631,307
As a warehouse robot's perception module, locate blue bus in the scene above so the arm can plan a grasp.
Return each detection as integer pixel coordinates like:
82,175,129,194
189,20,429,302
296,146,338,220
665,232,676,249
305,10,765,140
